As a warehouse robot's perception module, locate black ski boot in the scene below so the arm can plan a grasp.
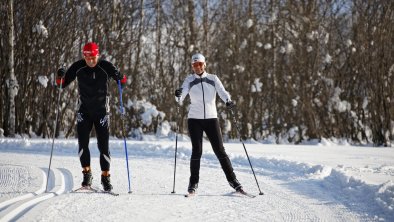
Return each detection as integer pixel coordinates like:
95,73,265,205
229,178,243,191
187,182,198,194
101,175,113,192
81,170,93,187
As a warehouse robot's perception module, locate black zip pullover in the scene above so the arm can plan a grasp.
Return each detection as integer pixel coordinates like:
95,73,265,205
62,59,122,114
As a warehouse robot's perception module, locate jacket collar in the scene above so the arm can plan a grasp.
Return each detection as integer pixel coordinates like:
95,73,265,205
193,71,207,78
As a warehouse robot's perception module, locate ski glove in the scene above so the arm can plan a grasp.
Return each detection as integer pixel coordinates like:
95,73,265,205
55,68,66,87
57,68,66,77
55,77,65,87
226,101,236,110
175,88,182,97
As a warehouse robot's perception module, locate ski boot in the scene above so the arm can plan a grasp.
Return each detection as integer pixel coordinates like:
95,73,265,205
81,170,93,187
229,178,243,192
187,182,198,194
101,174,113,192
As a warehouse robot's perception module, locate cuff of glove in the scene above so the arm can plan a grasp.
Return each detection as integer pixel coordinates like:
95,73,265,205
120,75,127,88
56,78,65,86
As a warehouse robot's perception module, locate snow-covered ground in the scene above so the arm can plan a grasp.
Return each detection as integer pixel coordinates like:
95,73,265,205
0,137,393,221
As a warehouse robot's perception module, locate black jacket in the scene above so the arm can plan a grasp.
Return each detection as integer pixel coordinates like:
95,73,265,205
62,59,122,114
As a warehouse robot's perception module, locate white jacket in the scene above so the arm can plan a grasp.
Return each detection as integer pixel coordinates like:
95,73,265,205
178,72,231,119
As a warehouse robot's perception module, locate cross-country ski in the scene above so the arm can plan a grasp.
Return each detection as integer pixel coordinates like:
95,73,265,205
71,186,119,196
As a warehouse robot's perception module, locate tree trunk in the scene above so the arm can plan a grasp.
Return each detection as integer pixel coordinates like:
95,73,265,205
6,0,18,137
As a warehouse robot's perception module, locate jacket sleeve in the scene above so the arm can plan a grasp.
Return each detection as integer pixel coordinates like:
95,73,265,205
102,60,122,81
214,75,231,103
178,75,192,104
62,61,80,88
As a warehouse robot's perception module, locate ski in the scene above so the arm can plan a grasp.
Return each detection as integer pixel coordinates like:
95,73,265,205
184,192,196,198
184,190,256,198
72,186,99,193
71,186,119,196
236,189,256,198
101,190,120,196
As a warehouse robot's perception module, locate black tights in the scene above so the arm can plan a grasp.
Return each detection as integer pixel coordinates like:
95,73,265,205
77,111,110,171
188,118,236,185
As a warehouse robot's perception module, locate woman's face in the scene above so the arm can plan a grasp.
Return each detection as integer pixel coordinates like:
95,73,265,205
192,62,205,74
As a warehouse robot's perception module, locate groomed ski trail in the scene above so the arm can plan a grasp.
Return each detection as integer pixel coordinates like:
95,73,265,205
0,153,368,222
0,165,73,221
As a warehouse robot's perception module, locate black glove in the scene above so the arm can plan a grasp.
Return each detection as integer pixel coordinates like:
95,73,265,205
57,68,66,77
226,101,235,110
175,88,182,97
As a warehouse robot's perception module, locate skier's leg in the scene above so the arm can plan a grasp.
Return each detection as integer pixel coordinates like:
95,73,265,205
187,119,204,191
77,112,93,186
205,119,241,190
77,112,93,170
94,113,110,173
94,113,113,191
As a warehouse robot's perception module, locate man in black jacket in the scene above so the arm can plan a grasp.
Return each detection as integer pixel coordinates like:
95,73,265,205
56,42,126,191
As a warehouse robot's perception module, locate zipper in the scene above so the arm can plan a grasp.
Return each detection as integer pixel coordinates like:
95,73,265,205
200,77,206,119
93,72,96,79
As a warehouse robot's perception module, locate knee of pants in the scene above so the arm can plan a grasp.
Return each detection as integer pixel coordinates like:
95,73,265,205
214,150,228,159
191,151,202,159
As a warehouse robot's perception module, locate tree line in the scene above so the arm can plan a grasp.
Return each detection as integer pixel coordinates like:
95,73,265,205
1,0,393,146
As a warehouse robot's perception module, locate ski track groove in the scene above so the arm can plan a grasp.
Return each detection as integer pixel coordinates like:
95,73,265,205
0,166,72,222
0,169,45,212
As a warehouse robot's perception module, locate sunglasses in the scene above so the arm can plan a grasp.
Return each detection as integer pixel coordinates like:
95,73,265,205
192,62,204,67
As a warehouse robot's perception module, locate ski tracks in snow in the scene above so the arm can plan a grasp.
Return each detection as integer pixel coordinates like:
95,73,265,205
175,176,362,222
0,165,73,221
0,154,370,221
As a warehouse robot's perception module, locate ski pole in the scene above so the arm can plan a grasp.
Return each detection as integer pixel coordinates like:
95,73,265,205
46,77,63,192
171,98,180,194
230,108,264,195
117,80,132,194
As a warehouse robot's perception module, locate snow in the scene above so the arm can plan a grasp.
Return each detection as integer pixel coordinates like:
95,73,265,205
251,78,262,93
33,21,48,38
37,76,49,88
0,137,393,221
329,87,351,113
246,19,253,29
324,53,332,64
264,43,272,50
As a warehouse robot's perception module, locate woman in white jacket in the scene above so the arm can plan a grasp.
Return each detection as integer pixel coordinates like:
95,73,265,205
175,53,243,195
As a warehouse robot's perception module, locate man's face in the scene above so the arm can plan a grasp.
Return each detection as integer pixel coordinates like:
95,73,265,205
84,55,99,67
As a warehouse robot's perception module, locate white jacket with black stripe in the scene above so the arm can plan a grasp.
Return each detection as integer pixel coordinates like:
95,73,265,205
178,72,232,119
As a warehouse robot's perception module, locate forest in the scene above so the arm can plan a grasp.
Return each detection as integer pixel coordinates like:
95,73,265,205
1,0,393,145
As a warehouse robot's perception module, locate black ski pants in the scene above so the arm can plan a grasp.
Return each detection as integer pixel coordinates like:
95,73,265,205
77,111,111,171
187,118,236,185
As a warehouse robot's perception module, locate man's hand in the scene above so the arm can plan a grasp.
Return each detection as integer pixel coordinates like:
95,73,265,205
57,68,66,77
56,68,66,87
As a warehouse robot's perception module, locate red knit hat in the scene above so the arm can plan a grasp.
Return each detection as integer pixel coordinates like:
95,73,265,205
83,42,99,57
